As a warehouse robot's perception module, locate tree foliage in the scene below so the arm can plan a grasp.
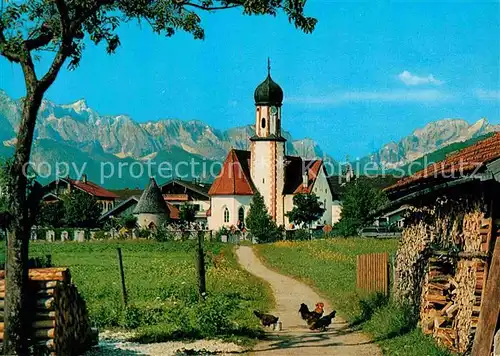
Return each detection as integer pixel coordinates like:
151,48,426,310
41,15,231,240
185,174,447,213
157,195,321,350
118,214,137,230
245,191,282,243
179,203,197,227
63,190,101,228
36,200,66,228
335,180,388,237
286,193,325,229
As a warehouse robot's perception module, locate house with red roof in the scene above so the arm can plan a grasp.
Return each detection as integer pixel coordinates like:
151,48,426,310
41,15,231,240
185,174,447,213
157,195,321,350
43,174,118,214
207,68,334,231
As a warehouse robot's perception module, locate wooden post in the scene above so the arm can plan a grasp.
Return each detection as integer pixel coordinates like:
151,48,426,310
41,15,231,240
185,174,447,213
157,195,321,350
197,231,206,299
472,235,500,356
116,248,127,307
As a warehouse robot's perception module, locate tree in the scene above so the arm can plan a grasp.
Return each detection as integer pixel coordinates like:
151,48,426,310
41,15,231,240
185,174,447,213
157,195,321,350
0,1,316,352
179,204,196,228
118,214,137,230
246,192,282,243
286,193,325,232
335,180,388,237
63,190,101,228
36,201,66,228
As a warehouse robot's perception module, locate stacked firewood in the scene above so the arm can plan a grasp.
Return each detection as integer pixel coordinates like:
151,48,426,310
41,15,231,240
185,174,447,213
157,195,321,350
0,268,97,355
420,256,487,352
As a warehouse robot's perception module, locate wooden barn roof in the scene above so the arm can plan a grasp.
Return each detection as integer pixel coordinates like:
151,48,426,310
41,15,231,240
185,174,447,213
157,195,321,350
386,132,500,192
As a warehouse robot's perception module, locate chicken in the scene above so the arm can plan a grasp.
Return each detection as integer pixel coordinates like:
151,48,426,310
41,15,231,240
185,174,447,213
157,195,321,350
309,310,336,331
253,310,279,327
299,302,324,325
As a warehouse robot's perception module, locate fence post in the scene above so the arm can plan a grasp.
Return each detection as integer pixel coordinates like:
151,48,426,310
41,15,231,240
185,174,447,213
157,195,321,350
116,248,128,307
197,231,206,299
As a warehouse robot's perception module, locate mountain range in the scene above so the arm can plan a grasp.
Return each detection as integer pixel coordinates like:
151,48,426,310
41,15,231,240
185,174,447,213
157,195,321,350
0,90,497,188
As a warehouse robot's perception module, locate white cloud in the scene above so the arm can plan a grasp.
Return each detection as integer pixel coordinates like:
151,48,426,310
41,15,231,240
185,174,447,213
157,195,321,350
474,89,500,101
287,89,452,105
397,70,444,86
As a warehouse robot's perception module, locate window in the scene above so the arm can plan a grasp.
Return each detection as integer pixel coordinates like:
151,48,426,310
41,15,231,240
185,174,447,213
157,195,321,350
238,207,245,224
223,207,230,223
261,117,266,129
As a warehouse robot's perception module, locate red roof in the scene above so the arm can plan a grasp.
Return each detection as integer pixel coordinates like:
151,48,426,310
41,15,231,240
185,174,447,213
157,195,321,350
386,132,500,192
208,150,255,195
67,178,119,199
293,160,323,194
209,149,324,196
166,203,180,219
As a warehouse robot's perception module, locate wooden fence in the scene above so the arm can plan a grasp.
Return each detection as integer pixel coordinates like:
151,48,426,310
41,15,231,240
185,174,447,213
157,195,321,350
356,252,390,295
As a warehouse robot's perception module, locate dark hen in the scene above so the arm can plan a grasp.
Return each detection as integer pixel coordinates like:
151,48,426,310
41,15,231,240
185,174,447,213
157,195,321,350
253,310,279,327
309,310,336,331
299,303,324,325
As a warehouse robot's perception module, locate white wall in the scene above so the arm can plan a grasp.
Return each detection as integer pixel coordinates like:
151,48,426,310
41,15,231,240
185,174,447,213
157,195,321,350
283,167,333,229
208,195,253,231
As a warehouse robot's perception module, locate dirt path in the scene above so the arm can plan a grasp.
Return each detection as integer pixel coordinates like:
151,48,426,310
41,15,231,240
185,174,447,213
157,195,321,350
236,246,381,356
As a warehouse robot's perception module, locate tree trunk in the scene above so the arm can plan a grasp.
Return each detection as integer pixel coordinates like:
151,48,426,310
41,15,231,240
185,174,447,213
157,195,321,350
3,87,44,355
196,231,206,300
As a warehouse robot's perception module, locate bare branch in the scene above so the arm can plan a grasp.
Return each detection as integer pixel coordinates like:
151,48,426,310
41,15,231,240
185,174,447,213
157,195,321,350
55,0,71,37
38,45,68,92
24,25,54,51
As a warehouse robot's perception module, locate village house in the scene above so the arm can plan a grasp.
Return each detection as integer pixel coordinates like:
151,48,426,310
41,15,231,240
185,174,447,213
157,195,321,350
160,178,210,227
43,175,118,213
207,67,333,231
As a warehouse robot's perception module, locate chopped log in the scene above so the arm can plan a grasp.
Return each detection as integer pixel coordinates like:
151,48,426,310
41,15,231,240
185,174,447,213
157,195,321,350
446,304,459,317
33,328,55,339
32,320,56,329
36,297,54,310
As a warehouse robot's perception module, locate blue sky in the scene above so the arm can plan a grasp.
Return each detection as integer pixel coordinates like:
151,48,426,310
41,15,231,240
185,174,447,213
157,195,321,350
0,1,499,160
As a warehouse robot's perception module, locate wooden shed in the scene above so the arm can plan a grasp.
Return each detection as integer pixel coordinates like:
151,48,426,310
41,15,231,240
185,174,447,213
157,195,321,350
383,133,500,355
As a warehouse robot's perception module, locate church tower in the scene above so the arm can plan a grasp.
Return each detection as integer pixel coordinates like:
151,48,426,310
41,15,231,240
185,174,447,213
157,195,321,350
250,60,286,225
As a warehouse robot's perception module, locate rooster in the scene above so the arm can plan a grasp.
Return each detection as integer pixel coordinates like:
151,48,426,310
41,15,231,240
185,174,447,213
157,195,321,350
299,302,324,325
253,310,279,327
309,310,336,331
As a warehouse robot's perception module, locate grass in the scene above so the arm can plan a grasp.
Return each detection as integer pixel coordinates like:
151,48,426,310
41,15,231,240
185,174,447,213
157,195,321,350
0,240,273,346
256,238,453,356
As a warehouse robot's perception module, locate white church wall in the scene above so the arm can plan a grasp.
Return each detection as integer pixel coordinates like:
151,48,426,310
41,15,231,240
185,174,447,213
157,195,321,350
208,195,253,231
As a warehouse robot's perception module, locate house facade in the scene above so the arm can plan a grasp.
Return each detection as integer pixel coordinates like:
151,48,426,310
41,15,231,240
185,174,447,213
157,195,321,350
43,175,118,213
207,68,333,231
160,179,210,226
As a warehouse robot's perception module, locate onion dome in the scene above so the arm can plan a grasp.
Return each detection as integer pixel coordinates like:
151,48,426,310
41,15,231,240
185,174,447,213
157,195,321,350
254,60,283,106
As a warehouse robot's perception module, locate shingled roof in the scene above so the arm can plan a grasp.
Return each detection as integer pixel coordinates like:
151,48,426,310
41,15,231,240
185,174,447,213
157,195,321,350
283,157,323,194
386,132,500,192
133,178,169,214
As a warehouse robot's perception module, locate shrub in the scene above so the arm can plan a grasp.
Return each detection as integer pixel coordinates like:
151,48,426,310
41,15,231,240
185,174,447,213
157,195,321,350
288,229,310,241
152,227,175,242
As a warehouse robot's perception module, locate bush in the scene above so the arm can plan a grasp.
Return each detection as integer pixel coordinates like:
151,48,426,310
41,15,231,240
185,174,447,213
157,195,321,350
352,292,389,325
363,300,418,341
287,229,310,241
152,227,175,242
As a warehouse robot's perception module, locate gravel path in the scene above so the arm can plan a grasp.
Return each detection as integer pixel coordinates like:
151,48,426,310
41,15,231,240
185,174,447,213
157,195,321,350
236,246,381,356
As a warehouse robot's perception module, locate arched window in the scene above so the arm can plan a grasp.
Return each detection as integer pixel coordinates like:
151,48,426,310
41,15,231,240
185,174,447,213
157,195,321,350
223,207,230,223
261,117,266,129
238,207,245,225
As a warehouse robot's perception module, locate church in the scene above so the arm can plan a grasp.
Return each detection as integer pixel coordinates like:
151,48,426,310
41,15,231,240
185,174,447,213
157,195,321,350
207,66,334,231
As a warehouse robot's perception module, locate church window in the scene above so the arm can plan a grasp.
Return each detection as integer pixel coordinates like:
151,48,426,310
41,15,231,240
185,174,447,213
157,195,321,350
261,118,266,129
262,178,265,184
238,207,245,225
223,207,230,223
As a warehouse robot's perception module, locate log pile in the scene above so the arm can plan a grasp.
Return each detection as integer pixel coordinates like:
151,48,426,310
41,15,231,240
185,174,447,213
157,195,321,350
420,215,489,354
0,268,97,355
